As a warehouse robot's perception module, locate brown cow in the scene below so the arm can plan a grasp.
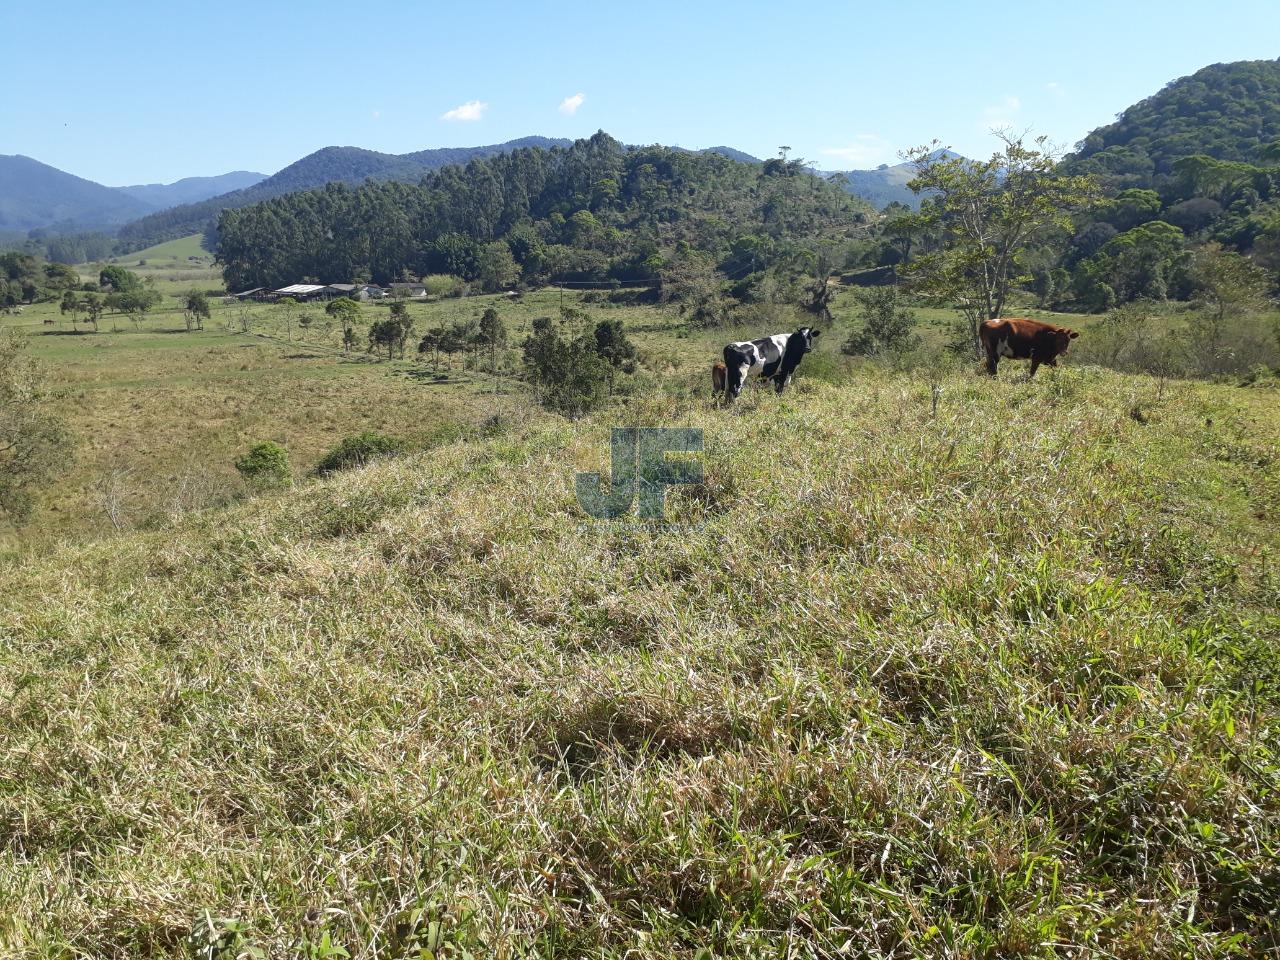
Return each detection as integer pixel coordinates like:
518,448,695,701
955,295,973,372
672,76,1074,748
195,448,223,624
979,318,1079,377
711,361,727,395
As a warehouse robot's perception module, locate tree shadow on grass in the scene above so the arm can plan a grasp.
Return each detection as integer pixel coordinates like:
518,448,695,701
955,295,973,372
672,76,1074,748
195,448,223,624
398,367,471,385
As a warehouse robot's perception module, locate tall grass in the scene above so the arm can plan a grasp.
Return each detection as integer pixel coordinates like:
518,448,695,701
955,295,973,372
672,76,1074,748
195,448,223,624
0,366,1277,957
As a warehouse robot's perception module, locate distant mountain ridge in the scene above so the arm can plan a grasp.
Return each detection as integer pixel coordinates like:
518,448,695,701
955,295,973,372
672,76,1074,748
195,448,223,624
116,171,266,209
0,155,266,232
822,149,963,210
0,155,153,231
115,137,579,251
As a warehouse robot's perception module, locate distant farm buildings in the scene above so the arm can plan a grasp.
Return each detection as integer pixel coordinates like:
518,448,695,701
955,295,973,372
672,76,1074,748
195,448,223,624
386,282,428,299
229,283,389,302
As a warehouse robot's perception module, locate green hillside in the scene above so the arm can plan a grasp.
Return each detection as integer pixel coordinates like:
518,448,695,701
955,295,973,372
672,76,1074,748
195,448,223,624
112,233,211,266
2,367,1277,955
217,132,874,291
1066,59,1280,188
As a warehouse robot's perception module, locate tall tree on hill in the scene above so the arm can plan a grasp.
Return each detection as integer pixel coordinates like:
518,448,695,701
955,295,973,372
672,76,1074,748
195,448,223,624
328,297,363,354
368,302,414,359
903,134,1097,354
799,247,840,324
479,306,507,394
59,290,78,324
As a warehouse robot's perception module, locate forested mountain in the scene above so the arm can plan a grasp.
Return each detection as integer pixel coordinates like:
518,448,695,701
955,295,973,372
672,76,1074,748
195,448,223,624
1065,59,1280,190
117,137,575,252
845,60,1280,316
0,157,266,233
116,170,265,209
217,132,873,292
0,155,153,231
117,139,769,252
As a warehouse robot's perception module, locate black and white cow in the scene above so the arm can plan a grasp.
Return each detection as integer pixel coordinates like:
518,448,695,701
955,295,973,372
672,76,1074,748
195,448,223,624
719,328,821,400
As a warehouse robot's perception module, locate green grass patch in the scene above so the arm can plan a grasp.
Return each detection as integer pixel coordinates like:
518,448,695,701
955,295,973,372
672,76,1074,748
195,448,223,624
0,364,1277,955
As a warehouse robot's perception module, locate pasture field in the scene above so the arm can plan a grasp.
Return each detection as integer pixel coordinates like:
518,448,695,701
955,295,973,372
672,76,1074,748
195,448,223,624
0,360,1277,956
3,247,1106,554
4,254,1274,558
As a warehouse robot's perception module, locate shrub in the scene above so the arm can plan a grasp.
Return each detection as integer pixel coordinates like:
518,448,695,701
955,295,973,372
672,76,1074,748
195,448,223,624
423,274,466,298
522,309,636,418
314,432,409,477
234,441,291,490
842,287,919,356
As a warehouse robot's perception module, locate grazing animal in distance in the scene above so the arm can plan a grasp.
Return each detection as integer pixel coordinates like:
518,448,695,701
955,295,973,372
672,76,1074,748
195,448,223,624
711,361,727,395
979,317,1078,377
721,327,821,400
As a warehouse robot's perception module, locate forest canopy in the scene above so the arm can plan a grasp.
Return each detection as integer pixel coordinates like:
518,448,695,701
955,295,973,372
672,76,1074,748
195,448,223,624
1065,59,1280,191
215,133,873,292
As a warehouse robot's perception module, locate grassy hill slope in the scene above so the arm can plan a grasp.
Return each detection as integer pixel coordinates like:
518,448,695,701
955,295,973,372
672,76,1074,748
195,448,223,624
1,368,1278,956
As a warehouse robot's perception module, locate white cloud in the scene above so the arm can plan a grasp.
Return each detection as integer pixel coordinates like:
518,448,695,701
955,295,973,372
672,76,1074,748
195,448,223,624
819,133,892,167
372,109,382,120
558,92,586,115
980,95,1021,130
441,99,487,122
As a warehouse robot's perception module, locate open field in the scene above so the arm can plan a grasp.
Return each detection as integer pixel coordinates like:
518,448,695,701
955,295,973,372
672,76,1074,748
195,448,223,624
0,362,1277,956
0,253,1266,555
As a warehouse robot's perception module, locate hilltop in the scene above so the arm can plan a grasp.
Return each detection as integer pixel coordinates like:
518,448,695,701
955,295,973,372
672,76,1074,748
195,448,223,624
115,171,266,210
824,150,964,209
1065,58,1280,188
1,366,1277,955
216,132,874,290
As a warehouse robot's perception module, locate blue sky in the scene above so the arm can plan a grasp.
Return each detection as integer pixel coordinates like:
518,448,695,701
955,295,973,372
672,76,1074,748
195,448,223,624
4,0,1279,186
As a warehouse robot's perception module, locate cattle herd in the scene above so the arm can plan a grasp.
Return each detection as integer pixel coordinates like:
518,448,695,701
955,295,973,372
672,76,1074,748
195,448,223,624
710,318,1079,400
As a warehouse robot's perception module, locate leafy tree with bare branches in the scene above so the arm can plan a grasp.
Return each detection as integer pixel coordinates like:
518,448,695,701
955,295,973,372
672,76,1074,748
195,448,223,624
903,134,1097,353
